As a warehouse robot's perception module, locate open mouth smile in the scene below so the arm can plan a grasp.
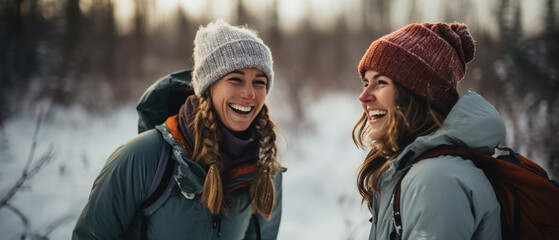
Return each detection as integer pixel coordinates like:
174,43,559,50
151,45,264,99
368,109,387,120
229,103,253,114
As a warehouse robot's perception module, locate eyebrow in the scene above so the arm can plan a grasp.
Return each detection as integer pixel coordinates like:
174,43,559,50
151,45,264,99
230,70,267,78
373,73,385,79
363,73,385,82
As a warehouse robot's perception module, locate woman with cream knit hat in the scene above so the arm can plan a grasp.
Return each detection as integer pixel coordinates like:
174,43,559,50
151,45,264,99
73,19,284,240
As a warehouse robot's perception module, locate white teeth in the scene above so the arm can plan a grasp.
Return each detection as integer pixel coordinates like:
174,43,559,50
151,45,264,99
230,104,252,113
369,110,387,116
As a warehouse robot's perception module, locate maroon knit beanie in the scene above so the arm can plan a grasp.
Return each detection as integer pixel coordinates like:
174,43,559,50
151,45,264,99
358,22,475,114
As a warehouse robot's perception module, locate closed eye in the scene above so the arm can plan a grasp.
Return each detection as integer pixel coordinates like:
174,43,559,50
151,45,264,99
228,77,243,83
362,80,369,88
254,79,267,85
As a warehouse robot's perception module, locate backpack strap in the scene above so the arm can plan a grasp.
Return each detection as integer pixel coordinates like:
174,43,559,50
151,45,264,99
139,142,177,215
138,142,177,239
390,146,493,239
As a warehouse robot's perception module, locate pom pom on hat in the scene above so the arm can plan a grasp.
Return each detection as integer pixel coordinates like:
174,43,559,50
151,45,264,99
192,19,274,97
358,22,475,114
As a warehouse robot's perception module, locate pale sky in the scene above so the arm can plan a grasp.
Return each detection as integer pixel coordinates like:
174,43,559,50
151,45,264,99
105,0,548,37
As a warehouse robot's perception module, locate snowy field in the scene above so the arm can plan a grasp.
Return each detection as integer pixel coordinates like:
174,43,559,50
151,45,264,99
0,92,370,239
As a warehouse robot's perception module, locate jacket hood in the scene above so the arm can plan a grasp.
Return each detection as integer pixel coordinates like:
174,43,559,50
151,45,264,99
137,70,194,134
136,69,207,196
387,90,506,176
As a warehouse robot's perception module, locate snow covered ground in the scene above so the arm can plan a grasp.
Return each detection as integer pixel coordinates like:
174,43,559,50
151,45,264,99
0,92,370,239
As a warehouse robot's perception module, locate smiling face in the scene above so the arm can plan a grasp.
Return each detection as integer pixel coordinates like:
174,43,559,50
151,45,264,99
358,70,396,141
210,68,268,132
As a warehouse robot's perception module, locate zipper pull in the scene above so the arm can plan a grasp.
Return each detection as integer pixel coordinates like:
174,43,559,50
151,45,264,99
371,194,377,224
212,214,222,239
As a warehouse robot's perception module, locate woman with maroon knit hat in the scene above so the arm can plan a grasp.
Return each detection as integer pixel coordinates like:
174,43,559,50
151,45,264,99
353,23,503,239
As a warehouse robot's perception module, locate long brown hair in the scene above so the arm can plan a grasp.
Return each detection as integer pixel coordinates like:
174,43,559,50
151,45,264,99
352,81,447,207
191,95,281,218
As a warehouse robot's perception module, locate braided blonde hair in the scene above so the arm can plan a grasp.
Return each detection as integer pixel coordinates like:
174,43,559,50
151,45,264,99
192,96,224,214
251,104,282,218
192,97,281,217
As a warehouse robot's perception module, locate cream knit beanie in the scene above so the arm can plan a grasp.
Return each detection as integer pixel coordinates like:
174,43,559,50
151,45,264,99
191,19,274,97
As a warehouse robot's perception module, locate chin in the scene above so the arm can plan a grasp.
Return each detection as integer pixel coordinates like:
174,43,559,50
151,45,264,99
226,124,250,132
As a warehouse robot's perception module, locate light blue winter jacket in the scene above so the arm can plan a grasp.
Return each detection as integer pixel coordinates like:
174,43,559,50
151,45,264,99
368,90,503,240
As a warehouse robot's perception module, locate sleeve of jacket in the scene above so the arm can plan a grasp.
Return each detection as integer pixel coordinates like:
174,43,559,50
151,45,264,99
399,156,500,240
243,170,284,240
72,131,162,240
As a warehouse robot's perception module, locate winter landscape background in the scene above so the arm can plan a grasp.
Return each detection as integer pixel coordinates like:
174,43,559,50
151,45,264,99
1,0,558,239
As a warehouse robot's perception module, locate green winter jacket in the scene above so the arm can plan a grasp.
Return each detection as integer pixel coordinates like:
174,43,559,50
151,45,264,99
368,90,503,240
72,70,283,240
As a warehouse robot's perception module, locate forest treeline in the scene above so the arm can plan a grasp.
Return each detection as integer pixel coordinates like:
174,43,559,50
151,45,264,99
1,0,558,176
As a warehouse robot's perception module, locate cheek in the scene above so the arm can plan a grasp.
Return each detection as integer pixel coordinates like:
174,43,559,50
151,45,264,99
212,97,227,121
382,90,396,108
256,91,267,104
211,97,221,112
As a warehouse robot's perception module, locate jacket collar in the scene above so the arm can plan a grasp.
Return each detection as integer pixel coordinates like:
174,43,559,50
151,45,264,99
386,90,506,178
156,120,257,197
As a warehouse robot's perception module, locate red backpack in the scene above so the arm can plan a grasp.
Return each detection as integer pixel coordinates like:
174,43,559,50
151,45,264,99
391,146,559,240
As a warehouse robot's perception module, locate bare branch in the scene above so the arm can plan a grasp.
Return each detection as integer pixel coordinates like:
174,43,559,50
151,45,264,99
0,172,27,209
0,110,49,209
5,203,30,238
26,145,54,179
23,109,44,173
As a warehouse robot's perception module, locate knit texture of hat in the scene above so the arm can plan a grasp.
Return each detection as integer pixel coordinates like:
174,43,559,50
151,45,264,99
358,22,475,114
192,19,274,97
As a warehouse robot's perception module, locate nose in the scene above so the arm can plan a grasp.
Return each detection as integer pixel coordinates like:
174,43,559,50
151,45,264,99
240,83,255,100
359,87,375,103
